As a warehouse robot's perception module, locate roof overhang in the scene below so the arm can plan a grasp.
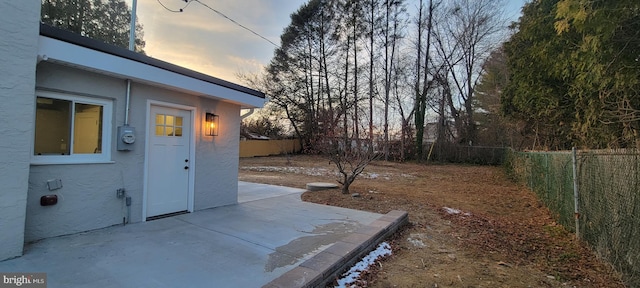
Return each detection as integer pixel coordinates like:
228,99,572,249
37,24,265,109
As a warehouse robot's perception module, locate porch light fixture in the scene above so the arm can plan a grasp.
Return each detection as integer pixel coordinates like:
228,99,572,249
205,112,219,136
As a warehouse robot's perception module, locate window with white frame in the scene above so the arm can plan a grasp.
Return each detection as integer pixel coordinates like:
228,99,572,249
33,91,112,164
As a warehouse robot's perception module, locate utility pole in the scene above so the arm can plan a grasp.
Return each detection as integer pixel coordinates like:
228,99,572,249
128,0,137,51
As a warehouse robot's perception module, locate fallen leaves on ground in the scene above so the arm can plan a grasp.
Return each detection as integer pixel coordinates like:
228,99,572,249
240,155,625,288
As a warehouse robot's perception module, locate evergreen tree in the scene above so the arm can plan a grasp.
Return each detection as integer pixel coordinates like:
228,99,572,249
41,0,145,53
503,0,640,149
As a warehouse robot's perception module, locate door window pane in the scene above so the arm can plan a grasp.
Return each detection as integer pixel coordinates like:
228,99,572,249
156,114,165,125
154,114,184,137
155,125,164,136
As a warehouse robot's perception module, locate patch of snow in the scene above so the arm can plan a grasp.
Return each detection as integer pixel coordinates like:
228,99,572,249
407,237,426,248
362,172,389,179
443,207,472,216
443,207,462,214
335,242,392,288
360,172,399,180
241,166,334,177
242,166,413,182
407,233,429,248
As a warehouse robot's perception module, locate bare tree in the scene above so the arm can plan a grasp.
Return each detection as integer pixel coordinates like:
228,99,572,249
321,138,380,194
365,0,381,150
431,0,506,145
381,0,405,161
264,0,508,165
392,51,415,161
413,0,436,160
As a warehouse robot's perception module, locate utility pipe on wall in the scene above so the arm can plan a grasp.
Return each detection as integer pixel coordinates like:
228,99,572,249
241,108,255,120
119,0,138,225
125,80,132,125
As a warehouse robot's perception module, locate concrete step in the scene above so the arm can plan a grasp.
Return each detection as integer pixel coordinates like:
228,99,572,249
263,210,409,288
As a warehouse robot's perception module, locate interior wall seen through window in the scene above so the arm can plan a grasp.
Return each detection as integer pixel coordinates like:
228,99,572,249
34,97,103,155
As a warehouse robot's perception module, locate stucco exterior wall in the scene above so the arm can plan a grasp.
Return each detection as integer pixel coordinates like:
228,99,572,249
27,63,241,242
127,80,241,210
194,97,241,209
0,0,40,260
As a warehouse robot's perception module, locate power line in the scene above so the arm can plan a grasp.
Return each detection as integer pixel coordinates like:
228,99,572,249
156,0,280,48
192,0,280,48
156,0,193,13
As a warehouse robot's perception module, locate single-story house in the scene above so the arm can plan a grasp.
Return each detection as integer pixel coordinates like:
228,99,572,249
0,1,265,261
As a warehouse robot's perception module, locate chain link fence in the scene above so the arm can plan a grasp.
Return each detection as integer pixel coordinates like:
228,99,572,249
506,149,640,287
427,144,507,165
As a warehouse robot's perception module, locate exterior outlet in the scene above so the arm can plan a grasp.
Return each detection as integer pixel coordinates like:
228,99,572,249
47,179,63,191
116,189,125,199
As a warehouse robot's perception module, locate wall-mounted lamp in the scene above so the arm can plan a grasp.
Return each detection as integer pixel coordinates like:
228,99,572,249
205,112,219,136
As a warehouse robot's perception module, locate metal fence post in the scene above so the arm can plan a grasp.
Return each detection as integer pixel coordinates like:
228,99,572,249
545,153,550,201
572,147,580,239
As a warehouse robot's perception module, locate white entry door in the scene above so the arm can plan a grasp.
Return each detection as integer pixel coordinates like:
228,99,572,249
146,105,192,218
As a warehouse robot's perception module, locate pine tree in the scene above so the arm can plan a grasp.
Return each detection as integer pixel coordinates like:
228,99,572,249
41,0,145,53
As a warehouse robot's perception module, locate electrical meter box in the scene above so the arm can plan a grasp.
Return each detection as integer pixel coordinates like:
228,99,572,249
117,125,136,151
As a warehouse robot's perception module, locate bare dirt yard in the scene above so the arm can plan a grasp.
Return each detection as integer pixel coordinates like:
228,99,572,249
239,155,625,287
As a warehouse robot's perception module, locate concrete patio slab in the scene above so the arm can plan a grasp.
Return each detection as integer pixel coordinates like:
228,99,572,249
0,182,406,288
238,181,305,203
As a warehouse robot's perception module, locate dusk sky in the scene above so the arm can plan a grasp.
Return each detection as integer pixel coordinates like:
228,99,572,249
133,0,529,83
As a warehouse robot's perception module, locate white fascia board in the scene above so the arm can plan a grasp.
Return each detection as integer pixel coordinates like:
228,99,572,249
37,36,265,108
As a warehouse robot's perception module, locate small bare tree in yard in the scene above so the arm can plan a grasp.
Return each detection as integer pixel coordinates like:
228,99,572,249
320,138,380,194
